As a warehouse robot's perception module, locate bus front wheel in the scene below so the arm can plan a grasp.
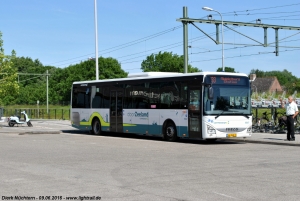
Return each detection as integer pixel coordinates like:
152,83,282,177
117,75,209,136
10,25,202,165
92,118,101,135
164,122,177,142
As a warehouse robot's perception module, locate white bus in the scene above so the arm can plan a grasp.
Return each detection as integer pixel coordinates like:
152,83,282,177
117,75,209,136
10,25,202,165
71,72,252,141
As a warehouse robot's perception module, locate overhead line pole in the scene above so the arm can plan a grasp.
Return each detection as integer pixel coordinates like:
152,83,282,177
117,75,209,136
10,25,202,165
177,13,300,60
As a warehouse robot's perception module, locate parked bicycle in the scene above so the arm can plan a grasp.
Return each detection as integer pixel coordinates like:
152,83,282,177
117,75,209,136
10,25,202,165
294,114,300,134
252,111,275,133
273,112,300,133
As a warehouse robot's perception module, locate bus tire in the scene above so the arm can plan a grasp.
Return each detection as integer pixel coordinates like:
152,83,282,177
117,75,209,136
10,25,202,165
92,118,101,135
164,122,177,142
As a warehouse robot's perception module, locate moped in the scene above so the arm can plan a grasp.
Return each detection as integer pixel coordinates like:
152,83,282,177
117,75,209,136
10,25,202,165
7,111,33,127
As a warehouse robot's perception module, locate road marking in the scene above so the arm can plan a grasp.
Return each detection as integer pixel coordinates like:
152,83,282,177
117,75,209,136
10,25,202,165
213,192,238,199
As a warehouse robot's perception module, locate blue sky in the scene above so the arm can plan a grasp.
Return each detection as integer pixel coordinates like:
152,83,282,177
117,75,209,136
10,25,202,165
1,0,299,78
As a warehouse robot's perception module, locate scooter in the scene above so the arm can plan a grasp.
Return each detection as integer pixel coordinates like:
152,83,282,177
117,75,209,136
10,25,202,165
7,111,33,127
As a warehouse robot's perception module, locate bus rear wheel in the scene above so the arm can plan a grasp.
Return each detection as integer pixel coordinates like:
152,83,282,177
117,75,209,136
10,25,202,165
92,118,101,135
164,122,177,142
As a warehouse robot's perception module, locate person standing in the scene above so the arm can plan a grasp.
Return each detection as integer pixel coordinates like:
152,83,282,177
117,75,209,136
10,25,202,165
280,96,299,141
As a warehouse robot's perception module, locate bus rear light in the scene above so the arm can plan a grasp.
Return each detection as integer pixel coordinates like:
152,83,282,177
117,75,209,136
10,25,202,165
207,125,216,134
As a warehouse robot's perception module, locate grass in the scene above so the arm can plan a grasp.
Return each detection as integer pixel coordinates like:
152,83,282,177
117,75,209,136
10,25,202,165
3,104,70,109
252,107,286,123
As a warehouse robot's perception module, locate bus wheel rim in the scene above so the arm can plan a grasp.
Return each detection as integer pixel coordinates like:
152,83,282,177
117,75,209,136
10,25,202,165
166,126,175,137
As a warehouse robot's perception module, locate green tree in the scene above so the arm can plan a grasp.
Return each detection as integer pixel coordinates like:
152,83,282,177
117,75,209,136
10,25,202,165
216,67,236,72
141,51,201,73
0,32,19,105
3,55,127,105
8,56,54,105
264,69,297,87
249,69,265,77
51,57,128,103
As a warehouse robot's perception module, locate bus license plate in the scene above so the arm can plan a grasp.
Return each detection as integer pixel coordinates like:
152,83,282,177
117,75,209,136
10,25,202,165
227,133,237,138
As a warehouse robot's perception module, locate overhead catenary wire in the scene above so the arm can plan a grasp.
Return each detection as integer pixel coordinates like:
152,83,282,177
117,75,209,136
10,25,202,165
222,11,300,17
221,3,300,15
191,48,300,63
46,3,300,69
121,48,300,71
47,25,183,66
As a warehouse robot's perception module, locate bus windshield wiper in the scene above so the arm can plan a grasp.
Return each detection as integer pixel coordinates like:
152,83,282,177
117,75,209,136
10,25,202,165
215,109,249,120
242,114,250,119
240,113,249,119
215,110,226,119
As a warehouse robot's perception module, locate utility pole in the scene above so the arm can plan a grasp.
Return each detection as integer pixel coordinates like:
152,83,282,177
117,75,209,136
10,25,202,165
183,7,188,73
46,70,49,114
94,0,99,80
17,72,50,113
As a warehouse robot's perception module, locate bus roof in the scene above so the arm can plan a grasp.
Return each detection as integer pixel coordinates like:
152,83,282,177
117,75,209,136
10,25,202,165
127,72,182,78
72,71,249,84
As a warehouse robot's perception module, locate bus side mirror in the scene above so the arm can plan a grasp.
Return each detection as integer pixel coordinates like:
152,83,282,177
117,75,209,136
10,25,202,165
208,86,214,99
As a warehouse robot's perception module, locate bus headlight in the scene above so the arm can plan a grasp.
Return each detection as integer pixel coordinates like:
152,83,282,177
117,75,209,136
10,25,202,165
207,125,216,134
247,126,252,133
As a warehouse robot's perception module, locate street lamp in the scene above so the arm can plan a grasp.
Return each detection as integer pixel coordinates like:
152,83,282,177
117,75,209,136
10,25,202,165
202,6,224,72
94,0,99,80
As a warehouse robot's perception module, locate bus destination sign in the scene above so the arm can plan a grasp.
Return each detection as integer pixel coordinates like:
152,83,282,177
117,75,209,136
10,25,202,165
206,76,248,85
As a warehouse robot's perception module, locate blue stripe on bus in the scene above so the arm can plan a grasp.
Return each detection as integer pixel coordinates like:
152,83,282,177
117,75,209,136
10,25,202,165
123,124,188,137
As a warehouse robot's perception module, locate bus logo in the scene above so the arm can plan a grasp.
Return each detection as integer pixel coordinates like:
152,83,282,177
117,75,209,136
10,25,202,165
226,128,238,131
127,112,149,117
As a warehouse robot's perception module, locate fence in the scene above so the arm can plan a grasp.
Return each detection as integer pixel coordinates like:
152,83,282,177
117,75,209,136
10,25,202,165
2,107,297,121
3,108,70,120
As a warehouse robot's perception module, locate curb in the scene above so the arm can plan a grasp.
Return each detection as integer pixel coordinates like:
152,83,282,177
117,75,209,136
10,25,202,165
19,131,61,135
221,138,300,147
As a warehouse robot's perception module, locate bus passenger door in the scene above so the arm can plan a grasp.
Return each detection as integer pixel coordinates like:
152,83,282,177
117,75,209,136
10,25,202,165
110,91,123,132
188,88,202,139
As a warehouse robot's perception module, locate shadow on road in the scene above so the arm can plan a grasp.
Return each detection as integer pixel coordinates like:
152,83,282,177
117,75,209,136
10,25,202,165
61,130,243,145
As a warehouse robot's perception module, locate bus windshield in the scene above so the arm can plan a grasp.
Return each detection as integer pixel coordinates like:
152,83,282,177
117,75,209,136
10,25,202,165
203,85,251,116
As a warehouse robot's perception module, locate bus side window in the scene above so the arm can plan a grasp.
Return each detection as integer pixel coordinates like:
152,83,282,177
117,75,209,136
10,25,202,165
77,93,85,108
133,85,149,109
102,87,110,108
92,86,102,108
73,86,90,108
125,84,149,109
160,82,180,109
124,85,134,109
149,82,160,109
180,82,188,109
